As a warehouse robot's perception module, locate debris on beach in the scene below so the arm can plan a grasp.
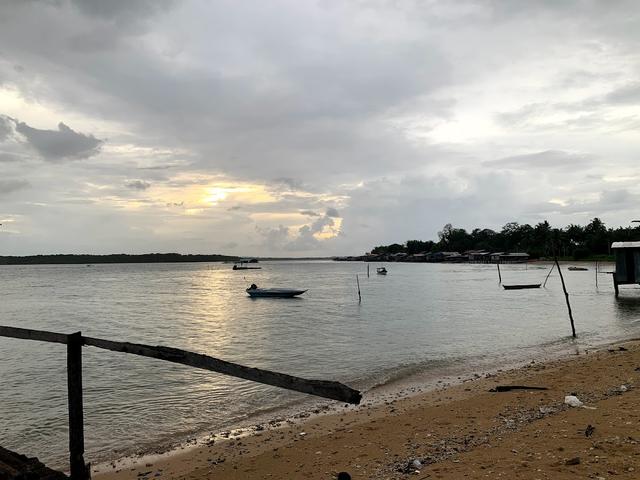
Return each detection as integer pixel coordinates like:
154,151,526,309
564,395,584,407
585,424,595,437
490,385,548,392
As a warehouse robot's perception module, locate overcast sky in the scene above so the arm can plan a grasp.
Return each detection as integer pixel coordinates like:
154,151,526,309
1,1,639,256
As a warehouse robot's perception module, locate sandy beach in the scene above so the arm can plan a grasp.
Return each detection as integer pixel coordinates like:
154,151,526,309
93,339,640,479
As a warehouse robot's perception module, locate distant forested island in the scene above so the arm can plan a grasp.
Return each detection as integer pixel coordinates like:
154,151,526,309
0,253,241,265
364,218,640,261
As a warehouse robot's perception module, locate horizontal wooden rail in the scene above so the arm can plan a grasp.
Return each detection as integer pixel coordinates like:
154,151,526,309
0,326,362,404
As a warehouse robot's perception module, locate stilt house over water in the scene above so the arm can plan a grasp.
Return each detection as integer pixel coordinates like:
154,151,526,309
612,241,640,296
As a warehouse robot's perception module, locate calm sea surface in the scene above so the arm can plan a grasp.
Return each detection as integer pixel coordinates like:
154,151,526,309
1,260,640,468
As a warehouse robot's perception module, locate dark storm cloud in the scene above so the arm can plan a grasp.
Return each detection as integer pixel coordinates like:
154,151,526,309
14,120,103,161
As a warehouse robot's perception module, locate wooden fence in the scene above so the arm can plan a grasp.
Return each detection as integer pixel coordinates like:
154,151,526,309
0,325,362,479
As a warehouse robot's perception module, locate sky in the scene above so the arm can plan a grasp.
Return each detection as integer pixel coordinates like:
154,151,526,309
1,0,639,256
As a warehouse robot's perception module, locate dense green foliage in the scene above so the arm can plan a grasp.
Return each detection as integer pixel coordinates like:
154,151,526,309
0,253,241,265
371,218,640,260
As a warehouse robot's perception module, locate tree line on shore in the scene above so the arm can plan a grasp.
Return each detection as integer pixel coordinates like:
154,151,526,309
371,218,640,260
0,253,240,265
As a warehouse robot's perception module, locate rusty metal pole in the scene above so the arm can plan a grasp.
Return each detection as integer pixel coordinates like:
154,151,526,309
67,332,90,479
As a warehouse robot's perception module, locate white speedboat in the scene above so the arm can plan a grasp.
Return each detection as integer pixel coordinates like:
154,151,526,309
246,284,306,298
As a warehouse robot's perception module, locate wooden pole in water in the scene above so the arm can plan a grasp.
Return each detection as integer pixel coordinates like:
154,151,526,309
356,274,361,303
496,261,502,284
595,261,598,289
67,331,90,480
367,264,370,278
554,257,576,338
543,262,555,288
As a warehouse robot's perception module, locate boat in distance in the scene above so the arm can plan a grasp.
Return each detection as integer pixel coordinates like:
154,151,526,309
233,261,261,270
376,267,387,275
502,283,542,290
568,266,589,271
246,284,307,298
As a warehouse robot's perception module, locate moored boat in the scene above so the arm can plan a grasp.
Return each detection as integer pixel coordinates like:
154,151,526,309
502,284,541,290
233,261,261,270
568,266,589,271
376,267,387,275
246,284,306,298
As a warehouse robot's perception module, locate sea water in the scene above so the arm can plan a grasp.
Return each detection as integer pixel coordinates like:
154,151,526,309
1,260,639,468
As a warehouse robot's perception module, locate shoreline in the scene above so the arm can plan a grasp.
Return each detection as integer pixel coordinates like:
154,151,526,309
94,337,640,479
89,333,588,471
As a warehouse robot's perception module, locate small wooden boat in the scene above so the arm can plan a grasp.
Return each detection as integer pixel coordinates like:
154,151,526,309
233,261,261,270
376,267,387,275
568,266,589,271
246,284,306,298
502,284,541,290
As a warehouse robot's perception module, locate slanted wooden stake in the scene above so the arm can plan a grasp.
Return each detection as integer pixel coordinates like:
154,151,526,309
67,332,89,480
496,261,502,284
543,262,555,288
554,257,576,338
356,274,361,303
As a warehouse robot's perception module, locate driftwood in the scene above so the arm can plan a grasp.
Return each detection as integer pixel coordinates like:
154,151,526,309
489,385,549,392
0,326,362,405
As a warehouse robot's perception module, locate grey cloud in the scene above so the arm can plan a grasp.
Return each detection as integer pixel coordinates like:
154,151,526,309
526,189,640,217
487,150,594,170
0,179,30,195
605,83,640,105
258,225,291,251
272,178,305,191
0,152,26,163
15,120,103,161
70,0,175,22
0,115,13,141
1,1,640,256
326,208,340,218
299,210,319,217
125,180,151,190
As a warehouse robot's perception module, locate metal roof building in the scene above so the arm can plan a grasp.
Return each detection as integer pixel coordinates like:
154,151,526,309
611,242,640,296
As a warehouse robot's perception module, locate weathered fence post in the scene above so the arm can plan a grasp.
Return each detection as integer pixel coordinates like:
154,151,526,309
67,332,90,480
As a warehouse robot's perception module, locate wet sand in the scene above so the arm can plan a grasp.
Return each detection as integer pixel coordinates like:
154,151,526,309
95,340,640,479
